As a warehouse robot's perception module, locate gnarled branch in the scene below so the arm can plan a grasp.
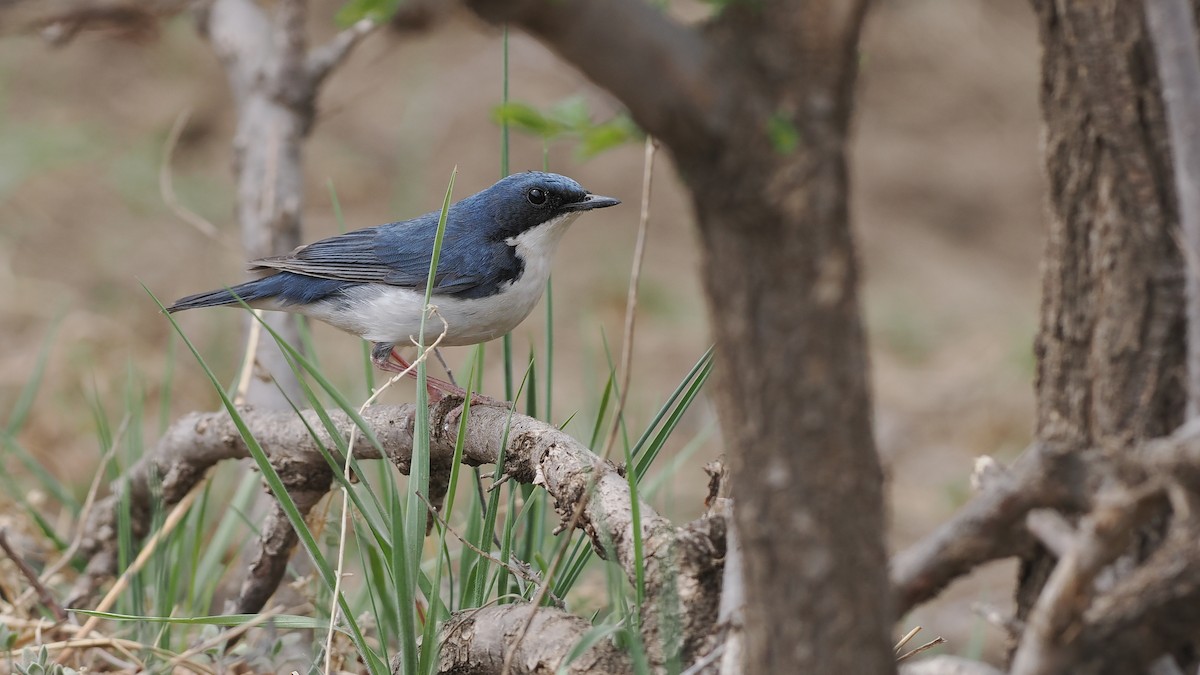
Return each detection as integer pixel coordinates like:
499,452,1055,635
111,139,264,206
73,400,725,667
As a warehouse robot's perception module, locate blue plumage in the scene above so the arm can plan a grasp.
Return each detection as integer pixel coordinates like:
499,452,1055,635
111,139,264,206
168,172,609,313
167,274,355,312
167,171,620,395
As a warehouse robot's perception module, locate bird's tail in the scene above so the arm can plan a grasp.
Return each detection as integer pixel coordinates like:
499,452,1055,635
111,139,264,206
166,279,270,313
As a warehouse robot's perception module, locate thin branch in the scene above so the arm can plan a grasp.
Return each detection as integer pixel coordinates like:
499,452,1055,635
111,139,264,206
1010,486,1165,675
1059,517,1200,671
0,528,66,622
603,135,658,461
894,626,923,654
206,0,271,94
228,487,330,616
1025,509,1078,559
891,445,1073,615
232,309,266,406
896,637,947,664
716,498,743,674
158,108,232,249
680,642,724,675
307,18,376,86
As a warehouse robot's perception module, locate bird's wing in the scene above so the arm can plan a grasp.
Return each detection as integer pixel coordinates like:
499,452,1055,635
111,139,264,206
249,220,493,295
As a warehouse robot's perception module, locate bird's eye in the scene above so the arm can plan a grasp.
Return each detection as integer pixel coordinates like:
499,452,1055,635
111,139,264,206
527,188,547,206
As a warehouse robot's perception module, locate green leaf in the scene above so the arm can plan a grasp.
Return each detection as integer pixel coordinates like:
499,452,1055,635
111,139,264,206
578,117,639,158
335,0,397,26
491,102,564,138
548,96,591,131
493,97,643,158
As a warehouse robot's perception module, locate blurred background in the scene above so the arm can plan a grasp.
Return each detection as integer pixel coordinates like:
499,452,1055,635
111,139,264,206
0,0,1040,661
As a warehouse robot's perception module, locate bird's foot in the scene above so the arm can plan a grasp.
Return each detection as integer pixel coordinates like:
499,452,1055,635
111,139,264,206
371,343,511,410
420,374,508,408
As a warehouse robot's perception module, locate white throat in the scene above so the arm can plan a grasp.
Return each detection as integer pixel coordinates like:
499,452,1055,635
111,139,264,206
504,212,581,261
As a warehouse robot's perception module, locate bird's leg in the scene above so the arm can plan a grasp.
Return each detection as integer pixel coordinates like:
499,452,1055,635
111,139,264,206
370,342,506,408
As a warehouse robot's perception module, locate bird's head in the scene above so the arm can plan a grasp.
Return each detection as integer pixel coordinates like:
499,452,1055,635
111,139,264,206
473,171,621,242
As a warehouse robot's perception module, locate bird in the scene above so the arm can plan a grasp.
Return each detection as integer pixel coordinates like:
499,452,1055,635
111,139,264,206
168,171,620,400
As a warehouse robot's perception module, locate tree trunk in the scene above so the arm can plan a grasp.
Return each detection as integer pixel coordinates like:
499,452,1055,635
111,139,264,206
1023,0,1187,636
464,0,893,671
205,0,316,409
693,8,890,673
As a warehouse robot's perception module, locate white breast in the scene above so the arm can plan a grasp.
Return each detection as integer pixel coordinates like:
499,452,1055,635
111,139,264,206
295,212,580,347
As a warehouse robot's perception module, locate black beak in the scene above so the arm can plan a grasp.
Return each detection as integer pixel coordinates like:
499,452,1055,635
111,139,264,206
563,193,621,212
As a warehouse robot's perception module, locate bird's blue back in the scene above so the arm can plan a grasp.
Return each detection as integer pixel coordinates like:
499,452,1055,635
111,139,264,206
168,172,588,312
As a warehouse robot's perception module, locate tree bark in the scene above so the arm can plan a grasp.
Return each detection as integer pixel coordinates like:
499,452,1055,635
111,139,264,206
695,6,890,673
465,1,891,672
1024,0,1187,639
202,0,313,409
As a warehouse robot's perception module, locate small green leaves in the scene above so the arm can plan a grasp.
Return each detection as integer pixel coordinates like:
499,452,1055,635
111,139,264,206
580,116,641,157
491,96,642,159
767,111,800,155
492,102,565,138
12,646,80,675
336,0,400,27
0,624,16,651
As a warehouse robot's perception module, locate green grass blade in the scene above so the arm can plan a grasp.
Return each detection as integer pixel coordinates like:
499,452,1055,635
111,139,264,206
525,347,538,419
500,24,515,405
76,609,336,630
148,286,386,675
633,355,713,481
403,167,456,675
554,620,624,671
630,347,713,467
557,349,712,597
544,278,554,422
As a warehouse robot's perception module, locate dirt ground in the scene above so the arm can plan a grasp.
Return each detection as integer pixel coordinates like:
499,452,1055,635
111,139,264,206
0,0,1040,662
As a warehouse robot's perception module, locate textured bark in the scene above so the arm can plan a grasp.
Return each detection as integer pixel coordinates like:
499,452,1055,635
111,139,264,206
698,5,889,672
72,401,725,666
434,605,632,675
202,0,315,409
1024,0,1188,633
465,1,891,672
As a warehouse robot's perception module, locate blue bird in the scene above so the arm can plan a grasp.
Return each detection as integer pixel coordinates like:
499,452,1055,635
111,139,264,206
168,171,620,399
